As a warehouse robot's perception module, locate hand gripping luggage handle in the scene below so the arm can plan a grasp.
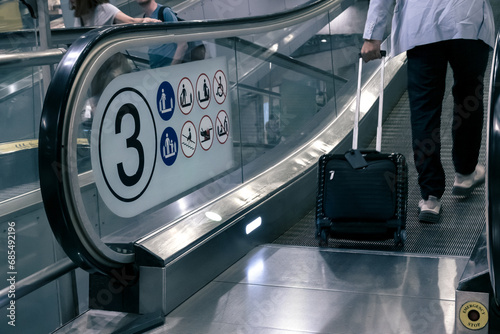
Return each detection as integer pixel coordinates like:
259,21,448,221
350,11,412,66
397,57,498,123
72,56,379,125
353,50,386,152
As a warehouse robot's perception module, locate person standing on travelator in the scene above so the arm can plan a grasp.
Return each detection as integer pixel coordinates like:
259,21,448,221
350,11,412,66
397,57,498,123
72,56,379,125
70,0,159,142
360,0,495,223
71,0,160,27
135,0,188,68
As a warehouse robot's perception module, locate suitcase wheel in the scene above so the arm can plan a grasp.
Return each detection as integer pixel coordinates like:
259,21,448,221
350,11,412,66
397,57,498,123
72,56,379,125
319,228,330,247
394,229,407,246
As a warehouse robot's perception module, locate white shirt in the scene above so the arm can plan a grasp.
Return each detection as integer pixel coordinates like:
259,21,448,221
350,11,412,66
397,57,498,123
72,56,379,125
74,3,120,27
363,0,495,56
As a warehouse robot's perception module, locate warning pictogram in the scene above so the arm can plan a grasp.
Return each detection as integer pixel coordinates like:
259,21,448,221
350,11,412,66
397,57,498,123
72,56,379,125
216,110,229,144
178,77,194,115
213,70,227,105
196,73,211,109
181,121,197,158
199,115,213,151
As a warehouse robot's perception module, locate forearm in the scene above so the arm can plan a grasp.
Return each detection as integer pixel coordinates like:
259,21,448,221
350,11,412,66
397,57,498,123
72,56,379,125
114,11,160,24
171,42,188,65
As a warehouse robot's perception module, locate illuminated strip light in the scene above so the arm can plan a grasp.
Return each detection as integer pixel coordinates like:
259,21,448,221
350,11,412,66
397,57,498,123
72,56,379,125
0,138,89,155
246,217,262,235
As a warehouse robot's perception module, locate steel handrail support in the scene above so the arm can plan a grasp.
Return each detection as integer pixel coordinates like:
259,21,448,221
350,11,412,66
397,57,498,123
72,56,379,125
0,257,77,309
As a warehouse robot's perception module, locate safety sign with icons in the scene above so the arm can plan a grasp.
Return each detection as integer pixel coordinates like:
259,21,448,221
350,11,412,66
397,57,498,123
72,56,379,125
199,115,214,151
216,110,229,144
91,57,233,218
213,70,227,104
157,81,175,121
178,77,194,115
196,73,211,109
181,121,197,158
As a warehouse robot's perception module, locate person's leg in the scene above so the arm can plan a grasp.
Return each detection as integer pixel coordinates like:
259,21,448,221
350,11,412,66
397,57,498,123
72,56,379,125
407,42,448,201
448,39,490,175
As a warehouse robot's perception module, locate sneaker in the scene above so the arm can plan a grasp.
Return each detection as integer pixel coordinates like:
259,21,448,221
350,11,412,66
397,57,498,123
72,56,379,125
418,195,441,223
452,164,486,197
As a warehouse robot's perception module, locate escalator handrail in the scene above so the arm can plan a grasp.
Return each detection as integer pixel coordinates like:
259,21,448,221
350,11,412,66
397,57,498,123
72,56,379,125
0,48,66,68
487,31,500,308
0,258,77,309
0,0,342,48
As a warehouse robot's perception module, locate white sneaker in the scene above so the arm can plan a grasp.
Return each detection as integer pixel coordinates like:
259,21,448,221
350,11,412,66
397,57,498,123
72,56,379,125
418,196,441,223
452,164,486,197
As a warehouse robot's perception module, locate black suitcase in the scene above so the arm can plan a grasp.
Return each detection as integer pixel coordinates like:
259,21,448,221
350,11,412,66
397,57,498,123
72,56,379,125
316,52,408,246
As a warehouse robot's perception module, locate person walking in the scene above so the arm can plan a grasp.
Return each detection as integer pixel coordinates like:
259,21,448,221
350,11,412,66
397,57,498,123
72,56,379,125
361,0,495,223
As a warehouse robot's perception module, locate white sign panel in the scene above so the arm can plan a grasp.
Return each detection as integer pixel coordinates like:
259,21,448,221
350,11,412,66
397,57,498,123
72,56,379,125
91,57,233,217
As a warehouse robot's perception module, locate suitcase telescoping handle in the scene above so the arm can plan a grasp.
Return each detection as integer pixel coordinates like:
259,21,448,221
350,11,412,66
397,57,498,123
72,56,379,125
353,50,386,152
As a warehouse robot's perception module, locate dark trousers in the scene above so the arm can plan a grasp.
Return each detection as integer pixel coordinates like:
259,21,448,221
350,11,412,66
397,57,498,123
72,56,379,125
406,39,490,200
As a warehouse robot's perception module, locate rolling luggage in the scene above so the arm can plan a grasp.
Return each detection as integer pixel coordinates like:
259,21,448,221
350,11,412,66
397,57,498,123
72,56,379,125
316,52,408,246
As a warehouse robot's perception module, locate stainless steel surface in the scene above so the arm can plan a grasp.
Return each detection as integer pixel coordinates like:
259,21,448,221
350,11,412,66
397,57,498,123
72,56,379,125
135,171,317,315
0,187,43,221
0,171,94,221
139,266,166,315
144,244,468,334
36,0,53,97
0,257,77,309
459,227,489,286
52,244,469,334
0,48,66,69
0,69,42,103
53,310,141,334
455,291,490,333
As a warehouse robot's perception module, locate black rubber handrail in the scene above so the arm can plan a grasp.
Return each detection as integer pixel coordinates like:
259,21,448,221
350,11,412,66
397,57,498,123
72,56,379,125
487,31,500,308
0,0,338,48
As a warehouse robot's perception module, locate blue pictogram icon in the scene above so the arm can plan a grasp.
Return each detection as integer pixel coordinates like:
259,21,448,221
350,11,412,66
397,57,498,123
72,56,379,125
160,127,178,166
157,81,175,121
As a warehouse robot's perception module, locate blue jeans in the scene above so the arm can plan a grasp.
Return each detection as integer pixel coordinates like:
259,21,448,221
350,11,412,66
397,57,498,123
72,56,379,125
407,39,490,200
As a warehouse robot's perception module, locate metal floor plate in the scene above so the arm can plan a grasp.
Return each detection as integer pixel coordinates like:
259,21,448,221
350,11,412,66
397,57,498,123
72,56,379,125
55,245,467,334
150,244,468,334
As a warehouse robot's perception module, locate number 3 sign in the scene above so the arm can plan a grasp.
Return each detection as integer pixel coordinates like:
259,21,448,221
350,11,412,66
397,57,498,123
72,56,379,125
96,88,157,203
